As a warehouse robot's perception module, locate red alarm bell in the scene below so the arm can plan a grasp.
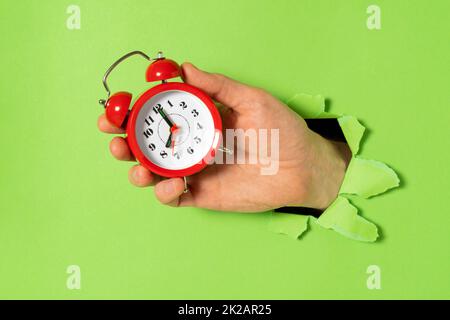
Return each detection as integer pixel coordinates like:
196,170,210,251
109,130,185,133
99,51,223,181
104,91,132,128
145,54,181,82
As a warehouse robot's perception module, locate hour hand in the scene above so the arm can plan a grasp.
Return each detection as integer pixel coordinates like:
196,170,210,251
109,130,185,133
165,132,172,148
165,125,178,148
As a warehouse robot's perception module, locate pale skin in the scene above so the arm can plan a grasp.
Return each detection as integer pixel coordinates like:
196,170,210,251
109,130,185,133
98,63,351,212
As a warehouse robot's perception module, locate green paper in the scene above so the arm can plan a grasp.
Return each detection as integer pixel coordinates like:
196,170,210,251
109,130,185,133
338,116,365,154
340,157,400,198
317,197,378,242
2,0,448,300
315,111,340,119
286,93,325,118
268,213,309,239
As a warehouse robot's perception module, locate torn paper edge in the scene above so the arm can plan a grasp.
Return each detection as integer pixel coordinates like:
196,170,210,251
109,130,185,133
316,196,379,242
340,157,400,198
268,213,309,239
269,93,400,242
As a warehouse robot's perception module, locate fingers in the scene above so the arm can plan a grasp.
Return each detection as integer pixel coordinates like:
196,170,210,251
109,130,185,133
109,136,135,161
181,62,256,112
99,113,134,161
129,168,195,207
98,114,125,134
154,178,187,207
128,165,158,187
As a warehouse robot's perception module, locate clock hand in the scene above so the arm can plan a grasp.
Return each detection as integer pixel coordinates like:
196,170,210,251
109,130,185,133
171,126,178,156
158,108,176,148
165,124,178,149
172,137,175,156
165,132,173,148
158,107,174,128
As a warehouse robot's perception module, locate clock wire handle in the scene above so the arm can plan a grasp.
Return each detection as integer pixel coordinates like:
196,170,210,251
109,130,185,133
99,51,152,106
183,176,189,194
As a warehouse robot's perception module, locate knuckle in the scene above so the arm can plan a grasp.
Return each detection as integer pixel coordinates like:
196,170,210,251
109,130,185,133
213,73,227,82
251,87,270,98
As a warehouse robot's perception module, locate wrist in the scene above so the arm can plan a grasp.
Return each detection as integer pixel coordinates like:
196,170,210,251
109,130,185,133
295,131,351,210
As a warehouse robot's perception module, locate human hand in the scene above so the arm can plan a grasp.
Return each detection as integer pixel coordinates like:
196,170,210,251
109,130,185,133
98,63,351,212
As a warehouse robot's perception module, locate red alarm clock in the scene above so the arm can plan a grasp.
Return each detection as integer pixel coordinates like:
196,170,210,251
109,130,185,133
99,51,222,179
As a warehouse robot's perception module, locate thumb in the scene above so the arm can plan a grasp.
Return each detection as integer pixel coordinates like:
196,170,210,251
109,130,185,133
181,62,254,111
154,178,186,207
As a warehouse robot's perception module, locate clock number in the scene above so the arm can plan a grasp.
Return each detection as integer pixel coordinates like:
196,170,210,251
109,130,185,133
167,100,173,107
148,143,156,151
187,147,194,154
196,122,203,130
173,152,181,160
160,150,168,159
153,104,162,114
143,128,154,139
179,101,187,109
145,116,154,126
191,109,199,117
194,136,201,144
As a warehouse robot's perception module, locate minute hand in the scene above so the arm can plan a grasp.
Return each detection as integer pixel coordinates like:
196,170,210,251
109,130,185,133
158,108,174,127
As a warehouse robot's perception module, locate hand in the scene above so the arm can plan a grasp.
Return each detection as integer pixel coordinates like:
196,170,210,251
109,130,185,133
98,63,351,212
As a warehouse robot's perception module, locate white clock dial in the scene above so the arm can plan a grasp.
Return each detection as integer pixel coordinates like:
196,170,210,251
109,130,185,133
135,90,216,170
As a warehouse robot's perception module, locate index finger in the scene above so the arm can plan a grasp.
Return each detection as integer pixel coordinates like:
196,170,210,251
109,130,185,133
98,114,126,134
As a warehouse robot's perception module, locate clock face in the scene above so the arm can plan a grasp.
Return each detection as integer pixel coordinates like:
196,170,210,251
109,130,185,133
135,90,216,171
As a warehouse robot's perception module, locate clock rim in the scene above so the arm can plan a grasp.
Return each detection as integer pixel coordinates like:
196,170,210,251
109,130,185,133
126,82,222,178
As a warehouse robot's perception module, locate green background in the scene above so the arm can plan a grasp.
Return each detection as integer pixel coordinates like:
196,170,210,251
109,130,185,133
0,0,449,299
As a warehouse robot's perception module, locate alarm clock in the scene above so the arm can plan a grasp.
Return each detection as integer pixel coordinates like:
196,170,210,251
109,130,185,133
99,51,222,179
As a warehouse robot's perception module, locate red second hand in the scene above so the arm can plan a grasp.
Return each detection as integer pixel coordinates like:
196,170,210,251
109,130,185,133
171,125,178,156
